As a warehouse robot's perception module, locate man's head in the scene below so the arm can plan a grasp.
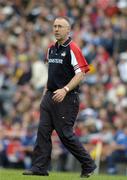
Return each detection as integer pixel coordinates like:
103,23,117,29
53,17,71,44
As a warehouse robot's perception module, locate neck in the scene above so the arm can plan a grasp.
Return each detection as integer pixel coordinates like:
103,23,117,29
58,37,69,45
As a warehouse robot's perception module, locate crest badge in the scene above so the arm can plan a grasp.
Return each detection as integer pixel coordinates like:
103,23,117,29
61,51,66,57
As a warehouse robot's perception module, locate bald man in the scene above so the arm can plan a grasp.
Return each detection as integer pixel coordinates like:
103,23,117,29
23,17,96,178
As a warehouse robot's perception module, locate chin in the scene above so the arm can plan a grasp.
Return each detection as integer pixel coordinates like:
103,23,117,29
55,37,61,41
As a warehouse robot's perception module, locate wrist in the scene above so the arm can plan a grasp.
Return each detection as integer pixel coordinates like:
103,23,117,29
63,86,69,93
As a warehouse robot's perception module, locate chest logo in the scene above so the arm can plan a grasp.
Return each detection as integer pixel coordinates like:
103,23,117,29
61,51,66,57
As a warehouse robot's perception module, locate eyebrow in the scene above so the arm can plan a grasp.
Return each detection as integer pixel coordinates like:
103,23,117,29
53,24,69,27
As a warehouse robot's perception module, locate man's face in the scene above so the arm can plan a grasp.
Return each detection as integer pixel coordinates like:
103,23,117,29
53,18,70,42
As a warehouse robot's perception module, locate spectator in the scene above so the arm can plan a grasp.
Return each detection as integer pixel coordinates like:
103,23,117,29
107,124,127,174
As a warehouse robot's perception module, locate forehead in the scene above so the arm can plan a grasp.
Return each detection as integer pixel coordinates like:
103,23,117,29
53,18,69,26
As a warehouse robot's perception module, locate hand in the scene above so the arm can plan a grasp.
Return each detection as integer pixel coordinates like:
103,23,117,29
52,88,67,102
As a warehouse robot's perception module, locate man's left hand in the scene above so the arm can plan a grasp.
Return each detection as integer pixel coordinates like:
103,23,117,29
52,88,67,102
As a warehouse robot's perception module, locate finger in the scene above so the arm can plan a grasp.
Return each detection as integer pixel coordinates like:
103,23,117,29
53,90,58,94
53,95,63,102
55,97,63,102
56,95,64,102
52,94,59,100
58,98,63,102
53,97,60,102
52,95,60,101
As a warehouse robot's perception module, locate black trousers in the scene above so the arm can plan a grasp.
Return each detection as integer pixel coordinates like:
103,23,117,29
31,91,94,173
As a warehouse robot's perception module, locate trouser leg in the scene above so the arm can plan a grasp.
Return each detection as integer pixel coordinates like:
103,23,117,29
51,93,95,170
32,97,53,173
57,124,94,170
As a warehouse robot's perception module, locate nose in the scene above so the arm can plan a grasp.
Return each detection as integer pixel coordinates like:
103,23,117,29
55,26,59,31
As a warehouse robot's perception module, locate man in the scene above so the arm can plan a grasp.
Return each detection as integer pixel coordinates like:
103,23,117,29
23,16,96,178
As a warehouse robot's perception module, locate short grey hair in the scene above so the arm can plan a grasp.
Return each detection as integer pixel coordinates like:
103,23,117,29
54,16,71,27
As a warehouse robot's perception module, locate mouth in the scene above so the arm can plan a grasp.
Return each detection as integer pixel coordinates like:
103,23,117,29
55,32,60,36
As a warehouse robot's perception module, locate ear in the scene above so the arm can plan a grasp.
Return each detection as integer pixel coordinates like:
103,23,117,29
67,26,71,34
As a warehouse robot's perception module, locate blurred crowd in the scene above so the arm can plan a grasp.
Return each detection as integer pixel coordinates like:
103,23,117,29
0,0,127,175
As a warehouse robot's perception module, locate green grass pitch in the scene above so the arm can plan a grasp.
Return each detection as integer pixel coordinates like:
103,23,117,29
0,169,127,180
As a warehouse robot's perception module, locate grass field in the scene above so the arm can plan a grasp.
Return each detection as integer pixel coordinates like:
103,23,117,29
0,169,127,180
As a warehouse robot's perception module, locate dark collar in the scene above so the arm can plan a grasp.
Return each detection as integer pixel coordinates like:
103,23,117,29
55,37,72,48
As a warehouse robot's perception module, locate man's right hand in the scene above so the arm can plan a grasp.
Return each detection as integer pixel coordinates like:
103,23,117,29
52,88,67,102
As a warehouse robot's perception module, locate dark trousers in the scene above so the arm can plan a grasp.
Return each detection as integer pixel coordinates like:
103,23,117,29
31,91,94,173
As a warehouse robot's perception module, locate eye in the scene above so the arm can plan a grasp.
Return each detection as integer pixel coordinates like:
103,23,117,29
58,25,63,28
53,25,63,29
